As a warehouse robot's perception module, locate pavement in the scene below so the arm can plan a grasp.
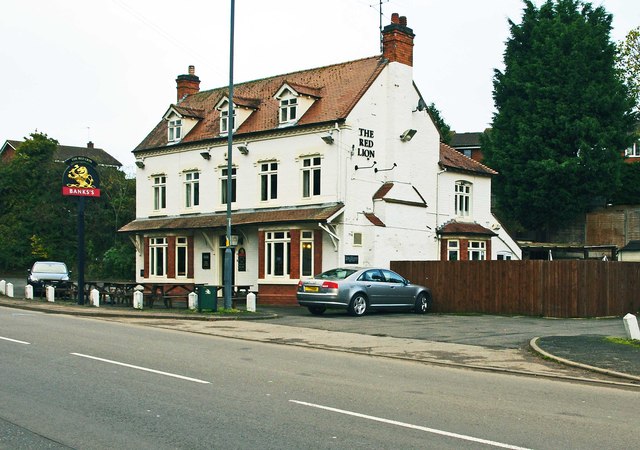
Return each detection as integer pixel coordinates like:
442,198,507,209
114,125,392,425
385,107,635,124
0,295,639,388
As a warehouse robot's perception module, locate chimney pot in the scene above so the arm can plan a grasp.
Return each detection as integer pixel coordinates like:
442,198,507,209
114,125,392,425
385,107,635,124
176,65,201,102
87,141,94,149
382,13,415,67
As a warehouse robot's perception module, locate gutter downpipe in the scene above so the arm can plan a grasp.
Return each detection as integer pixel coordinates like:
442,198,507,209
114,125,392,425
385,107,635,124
435,167,447,230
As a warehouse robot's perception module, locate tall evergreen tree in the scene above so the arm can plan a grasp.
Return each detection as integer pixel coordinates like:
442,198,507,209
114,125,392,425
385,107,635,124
616,26,640,112
426,102,453,144
483,0,637,237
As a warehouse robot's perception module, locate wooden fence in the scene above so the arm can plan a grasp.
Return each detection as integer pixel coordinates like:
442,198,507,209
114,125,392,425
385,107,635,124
391,260,640,318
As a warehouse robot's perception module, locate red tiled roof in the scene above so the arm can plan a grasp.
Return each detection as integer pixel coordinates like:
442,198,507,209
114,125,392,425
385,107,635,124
172,105,205,119
372,182,394,200
437,221,496,236
119,203,345,233
439,143,497,176
364,212,386,227
371,181,427,208
284,81,323,98
135,56,387,151
231,95,261,109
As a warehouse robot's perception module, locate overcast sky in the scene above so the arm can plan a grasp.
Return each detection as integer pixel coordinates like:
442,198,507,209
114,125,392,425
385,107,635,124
1,0,638,172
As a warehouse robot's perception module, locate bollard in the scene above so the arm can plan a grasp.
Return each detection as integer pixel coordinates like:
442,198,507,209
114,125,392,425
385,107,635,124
46,285,55,302
623,313,640,340
25,285,33,300
90,289,100,307
188,292,198,310
6,283,14,298
246,292,256,312
133,290,143,309
0,280,5,295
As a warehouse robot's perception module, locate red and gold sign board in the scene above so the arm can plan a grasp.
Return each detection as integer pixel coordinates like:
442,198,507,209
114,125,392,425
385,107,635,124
62,156,101,197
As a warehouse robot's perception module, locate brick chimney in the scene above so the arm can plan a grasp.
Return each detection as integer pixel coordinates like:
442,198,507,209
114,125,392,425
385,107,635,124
382,13,415,67
176,65,200,101
87,141,94,149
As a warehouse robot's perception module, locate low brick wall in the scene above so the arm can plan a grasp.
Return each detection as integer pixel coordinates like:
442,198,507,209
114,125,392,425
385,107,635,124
257,284,298,306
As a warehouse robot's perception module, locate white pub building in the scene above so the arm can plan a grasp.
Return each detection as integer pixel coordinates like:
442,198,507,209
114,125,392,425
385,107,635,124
120,13,521,305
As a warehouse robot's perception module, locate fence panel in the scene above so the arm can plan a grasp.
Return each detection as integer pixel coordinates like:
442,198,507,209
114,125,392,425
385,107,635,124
391,260,640,318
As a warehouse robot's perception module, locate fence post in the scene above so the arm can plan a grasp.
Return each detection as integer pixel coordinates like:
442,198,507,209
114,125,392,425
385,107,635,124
133,290,143,310
623,313,640,340
90,289,100,307
246,292,256,312
188,292,197,310
46,286,55,302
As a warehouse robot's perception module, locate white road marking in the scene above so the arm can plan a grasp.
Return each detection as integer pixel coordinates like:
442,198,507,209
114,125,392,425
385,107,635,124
0,336,31,345
71,353,210,384
290,400,532,450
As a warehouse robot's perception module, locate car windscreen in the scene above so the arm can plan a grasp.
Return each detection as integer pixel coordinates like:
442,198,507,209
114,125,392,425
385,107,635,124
32,263,67,274
316,268,357,280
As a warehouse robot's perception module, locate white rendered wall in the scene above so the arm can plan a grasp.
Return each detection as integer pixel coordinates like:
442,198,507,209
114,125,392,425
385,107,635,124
132,60,520,284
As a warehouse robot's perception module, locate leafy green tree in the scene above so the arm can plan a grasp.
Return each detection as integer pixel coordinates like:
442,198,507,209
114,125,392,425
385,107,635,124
101,242,136,280
426,102,453,144
483,0,637,238
0,133,77,270
611,162,640,204
0,132,136,279
84,168,136,279
616,26,640,112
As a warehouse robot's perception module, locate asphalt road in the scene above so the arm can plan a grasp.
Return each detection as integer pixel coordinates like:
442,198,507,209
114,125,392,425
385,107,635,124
1,308,639,449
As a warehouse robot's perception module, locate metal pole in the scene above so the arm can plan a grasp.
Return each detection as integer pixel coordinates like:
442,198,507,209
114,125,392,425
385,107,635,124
224,0,235,310
77,196,85,305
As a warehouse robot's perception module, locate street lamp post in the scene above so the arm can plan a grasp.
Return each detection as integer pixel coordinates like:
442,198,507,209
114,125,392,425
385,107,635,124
224,0,235,310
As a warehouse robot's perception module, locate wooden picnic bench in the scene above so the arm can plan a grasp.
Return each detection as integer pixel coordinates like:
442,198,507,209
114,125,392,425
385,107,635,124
84,281,138,305
144,283,196,308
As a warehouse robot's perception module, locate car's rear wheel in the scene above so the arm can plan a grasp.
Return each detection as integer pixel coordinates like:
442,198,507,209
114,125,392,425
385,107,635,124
348,293,368,316
414,292,432,314
308,306,326,315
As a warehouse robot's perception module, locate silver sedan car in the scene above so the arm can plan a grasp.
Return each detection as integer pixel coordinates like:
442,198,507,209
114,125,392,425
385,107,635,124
296,267,432,316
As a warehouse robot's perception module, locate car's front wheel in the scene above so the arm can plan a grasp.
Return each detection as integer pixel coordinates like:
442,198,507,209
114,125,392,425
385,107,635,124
308,306,326,315
348,293,368,316
414,292,432,314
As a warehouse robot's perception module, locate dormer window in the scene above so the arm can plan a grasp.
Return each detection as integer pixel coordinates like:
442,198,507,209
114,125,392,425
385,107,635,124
169,119,182,142
221,109,236,134
280,97,297,123
215,96,257,135
163,105,203,145
274,82,320,127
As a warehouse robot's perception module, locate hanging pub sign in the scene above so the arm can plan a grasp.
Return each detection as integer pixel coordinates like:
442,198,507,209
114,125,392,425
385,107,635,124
62,156,101,197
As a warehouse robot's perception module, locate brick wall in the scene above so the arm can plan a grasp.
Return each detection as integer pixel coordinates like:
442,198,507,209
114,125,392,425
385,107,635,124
382,13,414,67
290,229,300,277
257,284,298,306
